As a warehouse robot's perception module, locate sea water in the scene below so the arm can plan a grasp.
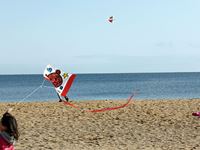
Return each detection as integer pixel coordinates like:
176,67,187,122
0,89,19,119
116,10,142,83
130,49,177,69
0,73,200,102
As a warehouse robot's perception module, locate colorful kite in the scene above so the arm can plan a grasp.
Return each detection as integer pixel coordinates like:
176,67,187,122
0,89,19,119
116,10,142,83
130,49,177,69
108,16,114,23
43,65,76,97
43,65,133,113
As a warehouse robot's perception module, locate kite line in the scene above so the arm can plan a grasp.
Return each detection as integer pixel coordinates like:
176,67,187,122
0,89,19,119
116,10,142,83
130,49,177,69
8,64,135,113
8,79,46,112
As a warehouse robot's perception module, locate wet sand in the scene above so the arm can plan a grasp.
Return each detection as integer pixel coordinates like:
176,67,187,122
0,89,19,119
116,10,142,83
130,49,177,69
0,99,200,150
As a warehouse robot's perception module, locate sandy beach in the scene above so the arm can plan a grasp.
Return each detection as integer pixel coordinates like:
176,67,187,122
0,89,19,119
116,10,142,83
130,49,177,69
0,99,200,150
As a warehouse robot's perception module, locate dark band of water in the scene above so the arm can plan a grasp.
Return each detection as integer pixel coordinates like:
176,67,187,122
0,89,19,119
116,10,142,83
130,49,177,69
0,73,200,102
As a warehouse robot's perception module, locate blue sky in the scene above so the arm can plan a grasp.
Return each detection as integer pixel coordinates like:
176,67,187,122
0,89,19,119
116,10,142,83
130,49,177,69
0,0,200,74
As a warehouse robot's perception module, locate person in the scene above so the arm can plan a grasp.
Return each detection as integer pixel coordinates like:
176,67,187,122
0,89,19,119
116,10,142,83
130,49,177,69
57,93,69,102
0,112,19,150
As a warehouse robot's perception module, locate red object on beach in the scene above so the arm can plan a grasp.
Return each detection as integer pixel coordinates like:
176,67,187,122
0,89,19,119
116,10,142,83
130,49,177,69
63,93,134,113
0,137,14,150
60,74,76,97
43,65,76,97
192,112,200,117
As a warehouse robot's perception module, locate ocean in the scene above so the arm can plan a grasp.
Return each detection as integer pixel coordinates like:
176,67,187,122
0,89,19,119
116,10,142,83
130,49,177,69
0,73,200,102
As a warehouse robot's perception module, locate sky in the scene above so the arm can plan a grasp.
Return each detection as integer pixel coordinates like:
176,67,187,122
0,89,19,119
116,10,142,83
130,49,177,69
0,0,200,74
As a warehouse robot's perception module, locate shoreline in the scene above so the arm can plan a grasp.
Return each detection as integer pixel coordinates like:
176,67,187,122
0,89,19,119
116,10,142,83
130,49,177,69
1,97,200,104
0,99,200,149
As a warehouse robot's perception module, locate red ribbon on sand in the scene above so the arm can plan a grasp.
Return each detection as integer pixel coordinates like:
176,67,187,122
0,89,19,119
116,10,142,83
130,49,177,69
63,93,134,113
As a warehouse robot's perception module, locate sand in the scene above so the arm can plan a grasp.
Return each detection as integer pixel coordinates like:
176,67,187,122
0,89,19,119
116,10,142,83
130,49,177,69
0,99,200,150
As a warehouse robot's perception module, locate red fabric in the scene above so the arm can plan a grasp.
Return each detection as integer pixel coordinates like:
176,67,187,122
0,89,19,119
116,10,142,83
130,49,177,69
192,112,200,117
108,19,113,23
0,137,14,150
63,93,134,113
61,74,76,97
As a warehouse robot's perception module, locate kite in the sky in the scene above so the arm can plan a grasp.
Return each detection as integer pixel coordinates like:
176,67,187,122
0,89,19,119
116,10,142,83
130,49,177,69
43,65,76,102
108,16,114,23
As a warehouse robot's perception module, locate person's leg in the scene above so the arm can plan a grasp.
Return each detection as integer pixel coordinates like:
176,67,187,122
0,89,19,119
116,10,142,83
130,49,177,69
57,93,69,102
64,96,69,102
57,93,62,102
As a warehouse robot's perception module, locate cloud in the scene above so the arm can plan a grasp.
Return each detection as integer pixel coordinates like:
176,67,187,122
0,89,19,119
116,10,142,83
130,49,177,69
187,42,200,48
74,54,98,59
155,41,174,48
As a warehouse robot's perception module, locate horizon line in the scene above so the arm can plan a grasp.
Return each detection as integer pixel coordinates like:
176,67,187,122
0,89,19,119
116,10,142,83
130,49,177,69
0,71,200,75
